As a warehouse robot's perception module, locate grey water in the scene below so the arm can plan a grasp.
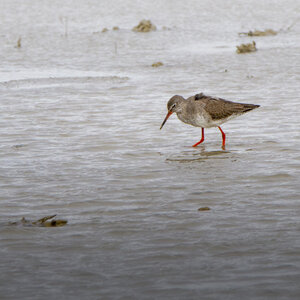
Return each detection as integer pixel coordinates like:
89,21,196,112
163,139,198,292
0,0,300,299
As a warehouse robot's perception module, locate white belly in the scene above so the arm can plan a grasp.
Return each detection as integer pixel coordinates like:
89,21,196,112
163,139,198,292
177,112,238,128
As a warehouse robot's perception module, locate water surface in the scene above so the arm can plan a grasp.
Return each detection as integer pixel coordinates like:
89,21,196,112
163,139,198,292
0,0,300,299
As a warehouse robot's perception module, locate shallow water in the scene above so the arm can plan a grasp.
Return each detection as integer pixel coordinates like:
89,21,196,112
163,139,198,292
0,0,300,299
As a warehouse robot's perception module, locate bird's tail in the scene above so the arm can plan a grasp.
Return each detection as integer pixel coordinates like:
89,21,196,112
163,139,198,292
242,104,260,113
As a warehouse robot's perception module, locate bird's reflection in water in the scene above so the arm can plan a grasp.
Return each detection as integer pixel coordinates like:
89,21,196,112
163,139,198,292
166,146,232,163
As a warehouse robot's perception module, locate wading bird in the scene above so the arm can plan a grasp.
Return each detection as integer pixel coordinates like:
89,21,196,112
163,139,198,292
160,93,260,149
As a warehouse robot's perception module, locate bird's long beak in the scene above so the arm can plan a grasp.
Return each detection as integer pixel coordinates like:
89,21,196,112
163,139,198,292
160,111,173,130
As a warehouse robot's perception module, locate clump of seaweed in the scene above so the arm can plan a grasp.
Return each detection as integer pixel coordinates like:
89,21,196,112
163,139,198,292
101,28,108,33
10,215,68,227
236,41,257,54
132,20,156,32
152,62,163,67
113,26,119,31
239,29,277,37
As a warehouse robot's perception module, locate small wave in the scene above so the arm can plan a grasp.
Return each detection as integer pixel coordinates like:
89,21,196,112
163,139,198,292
249,173,293,182
0,76,130,90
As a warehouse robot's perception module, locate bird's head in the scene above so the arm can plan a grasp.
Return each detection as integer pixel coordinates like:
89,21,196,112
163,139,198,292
160,95,185,130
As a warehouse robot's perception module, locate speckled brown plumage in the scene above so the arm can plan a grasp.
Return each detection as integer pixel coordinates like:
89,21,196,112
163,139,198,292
192,93,260,121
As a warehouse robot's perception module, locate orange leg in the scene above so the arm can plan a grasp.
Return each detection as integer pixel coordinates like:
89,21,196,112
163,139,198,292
192,128,205,147
218,126,226,149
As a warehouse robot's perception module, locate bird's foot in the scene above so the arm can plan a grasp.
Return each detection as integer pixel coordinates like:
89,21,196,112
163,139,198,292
192,140,204,147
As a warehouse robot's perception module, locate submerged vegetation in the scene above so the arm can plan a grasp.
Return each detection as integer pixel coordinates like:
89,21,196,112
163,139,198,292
132,19,156,32
10,215,68,227
236,41,257,54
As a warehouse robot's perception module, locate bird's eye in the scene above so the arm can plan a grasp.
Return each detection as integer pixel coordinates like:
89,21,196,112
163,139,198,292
171,103,176,110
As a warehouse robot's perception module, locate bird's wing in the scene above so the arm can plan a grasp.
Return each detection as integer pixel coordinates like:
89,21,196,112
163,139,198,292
194,94,256,120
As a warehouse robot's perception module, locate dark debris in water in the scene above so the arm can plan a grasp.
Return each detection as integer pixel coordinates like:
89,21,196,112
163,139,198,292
198,207,211,211
12,144,26,149
9,215,68,227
